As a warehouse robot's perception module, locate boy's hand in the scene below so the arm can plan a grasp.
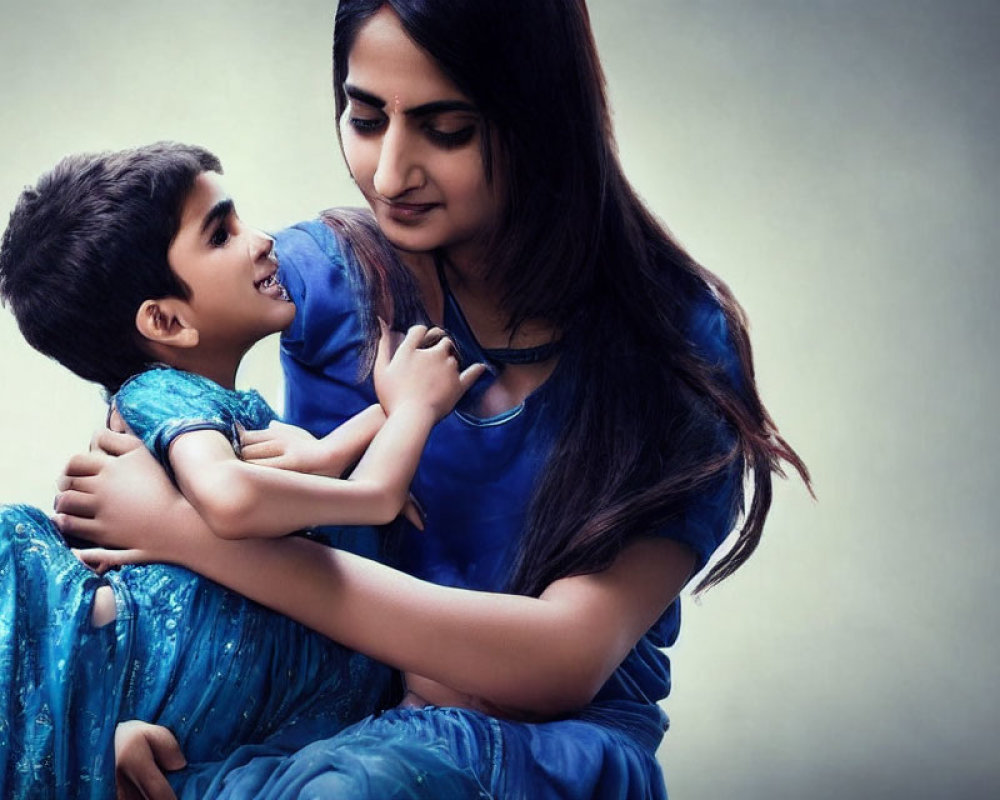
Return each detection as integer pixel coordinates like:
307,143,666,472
114,720,185,800
374,324,486,421
240,420,334,475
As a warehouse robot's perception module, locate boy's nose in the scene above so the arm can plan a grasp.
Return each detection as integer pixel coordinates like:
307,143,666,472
251,232,276,262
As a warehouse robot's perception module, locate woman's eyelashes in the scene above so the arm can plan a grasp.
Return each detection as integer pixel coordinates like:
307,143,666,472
347,111,477,149
424,124,476,148
348,115,384,134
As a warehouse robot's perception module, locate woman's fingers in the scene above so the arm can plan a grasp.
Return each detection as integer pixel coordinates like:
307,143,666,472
59,451,108,483
73,547,148,573
91,428,141,456
52,513,100,542
53,489,99,519
55,473,100,497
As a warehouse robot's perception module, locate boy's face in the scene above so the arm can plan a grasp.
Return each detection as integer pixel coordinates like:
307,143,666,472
167,172,294,353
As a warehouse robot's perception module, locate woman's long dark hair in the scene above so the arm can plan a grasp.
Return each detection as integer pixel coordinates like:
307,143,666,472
332,0,810,595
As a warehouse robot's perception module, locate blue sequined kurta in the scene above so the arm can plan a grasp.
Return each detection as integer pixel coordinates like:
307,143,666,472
0,368,392,799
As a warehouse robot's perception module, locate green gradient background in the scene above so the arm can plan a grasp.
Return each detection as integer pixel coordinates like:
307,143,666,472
1,1,997,797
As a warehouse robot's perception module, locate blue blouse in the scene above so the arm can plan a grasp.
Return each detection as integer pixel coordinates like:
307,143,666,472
276,218,743,749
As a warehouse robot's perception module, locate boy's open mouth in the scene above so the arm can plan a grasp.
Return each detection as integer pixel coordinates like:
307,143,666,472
255,272,291,301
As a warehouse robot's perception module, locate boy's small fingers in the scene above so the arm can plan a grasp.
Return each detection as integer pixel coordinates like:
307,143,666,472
375,328,394,370
401,495,426,531
400,324,429,352
239,441,279,460
238,428,265,445
119,760,177,800
427,335,457,357
459,362,488,390
145,726,187,771
420,326,449,349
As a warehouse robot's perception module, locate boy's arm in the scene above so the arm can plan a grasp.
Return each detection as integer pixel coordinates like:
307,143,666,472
169,416,425,538
239,404,386,478
171,326,483,539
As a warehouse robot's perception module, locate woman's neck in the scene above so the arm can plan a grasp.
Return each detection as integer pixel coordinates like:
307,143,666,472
426,250,558,350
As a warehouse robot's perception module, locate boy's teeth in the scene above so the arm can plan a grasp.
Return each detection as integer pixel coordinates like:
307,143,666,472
257,273,290,301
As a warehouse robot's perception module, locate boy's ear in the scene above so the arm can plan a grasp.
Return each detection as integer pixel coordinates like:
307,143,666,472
135,299,199,349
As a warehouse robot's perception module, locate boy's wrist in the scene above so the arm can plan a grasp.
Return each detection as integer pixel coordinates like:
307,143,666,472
384,400,439,430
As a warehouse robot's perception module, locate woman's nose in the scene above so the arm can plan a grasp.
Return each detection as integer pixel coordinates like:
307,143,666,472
372,125,424,199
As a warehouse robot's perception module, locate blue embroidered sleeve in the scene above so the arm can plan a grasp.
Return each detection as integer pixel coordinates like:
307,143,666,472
114,368,251,481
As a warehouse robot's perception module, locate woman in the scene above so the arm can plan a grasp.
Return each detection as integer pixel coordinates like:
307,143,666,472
61,1,808,797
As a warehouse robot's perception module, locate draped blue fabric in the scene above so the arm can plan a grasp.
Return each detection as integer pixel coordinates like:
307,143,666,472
0,368,392,798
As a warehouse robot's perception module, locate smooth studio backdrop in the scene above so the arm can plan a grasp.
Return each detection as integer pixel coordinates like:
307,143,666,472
1,1,997,797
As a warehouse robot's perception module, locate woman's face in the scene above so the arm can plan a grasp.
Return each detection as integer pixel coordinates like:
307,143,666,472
339,7,502,266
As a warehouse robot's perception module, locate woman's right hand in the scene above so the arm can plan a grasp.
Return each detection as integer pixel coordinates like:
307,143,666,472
52,428,185,560
114,721,185,800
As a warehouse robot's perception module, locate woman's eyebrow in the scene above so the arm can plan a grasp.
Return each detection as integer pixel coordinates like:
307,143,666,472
344,84,385,109
344,84,476,117
405,100,477,117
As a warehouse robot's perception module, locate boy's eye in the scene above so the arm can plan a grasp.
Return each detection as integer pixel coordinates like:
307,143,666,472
209,226,230,247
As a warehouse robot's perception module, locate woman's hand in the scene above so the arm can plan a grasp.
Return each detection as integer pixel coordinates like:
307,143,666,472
114,721,186,800
52,428,184,559
374,324,485,421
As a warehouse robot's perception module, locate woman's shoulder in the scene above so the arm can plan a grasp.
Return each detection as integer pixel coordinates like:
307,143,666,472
273,215,361,293
685,287,744,394
273,208,386,287
273,211,373,352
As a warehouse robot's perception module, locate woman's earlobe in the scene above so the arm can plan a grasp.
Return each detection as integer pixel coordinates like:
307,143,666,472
135,299,199,348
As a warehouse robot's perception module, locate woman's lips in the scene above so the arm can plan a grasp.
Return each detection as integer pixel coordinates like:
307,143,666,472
380,199,440,223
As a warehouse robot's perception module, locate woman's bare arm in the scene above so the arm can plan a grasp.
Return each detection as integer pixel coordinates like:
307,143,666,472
58,443,692,716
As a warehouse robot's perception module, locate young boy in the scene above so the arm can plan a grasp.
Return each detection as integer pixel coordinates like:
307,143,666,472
0,142,481,798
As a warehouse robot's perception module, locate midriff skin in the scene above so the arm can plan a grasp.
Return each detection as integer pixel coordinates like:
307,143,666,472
402,672,521,718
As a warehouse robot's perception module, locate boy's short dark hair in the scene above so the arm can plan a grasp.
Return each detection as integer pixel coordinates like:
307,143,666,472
0,142,221,394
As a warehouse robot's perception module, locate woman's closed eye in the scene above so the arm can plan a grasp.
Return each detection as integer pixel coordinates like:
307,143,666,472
423,123,476,148
348,115,386,134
